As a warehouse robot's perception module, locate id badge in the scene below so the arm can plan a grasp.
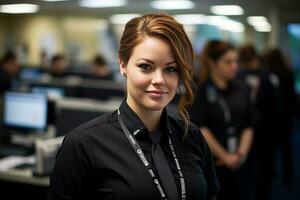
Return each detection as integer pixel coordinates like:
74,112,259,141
227,136,237,153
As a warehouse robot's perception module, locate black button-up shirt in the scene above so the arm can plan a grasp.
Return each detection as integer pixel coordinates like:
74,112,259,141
189,79,253,148
48,101,219,200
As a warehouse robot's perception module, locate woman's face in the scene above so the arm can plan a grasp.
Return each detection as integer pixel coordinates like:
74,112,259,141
120,36,179,113
213,49,238,81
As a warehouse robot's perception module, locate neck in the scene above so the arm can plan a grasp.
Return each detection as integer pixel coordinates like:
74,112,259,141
126,99,162,132
211,72,228,90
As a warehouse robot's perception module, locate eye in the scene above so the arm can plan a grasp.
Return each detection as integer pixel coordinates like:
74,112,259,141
137,63,152,71
165,66,178,73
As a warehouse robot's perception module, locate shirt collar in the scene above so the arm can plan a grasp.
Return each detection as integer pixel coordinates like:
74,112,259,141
208,77,234,93
118,100,172,138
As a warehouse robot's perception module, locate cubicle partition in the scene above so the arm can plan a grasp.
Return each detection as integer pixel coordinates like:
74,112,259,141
26,76,125,101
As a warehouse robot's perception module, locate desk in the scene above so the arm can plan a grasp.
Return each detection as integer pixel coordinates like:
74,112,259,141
0,168,49,186
0,168,49,200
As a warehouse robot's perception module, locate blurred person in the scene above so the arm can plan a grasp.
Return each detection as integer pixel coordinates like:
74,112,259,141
90,54,114,80
48,13,219,200
238,44,279,200
189,40,254,200
263,48,297,185
0,51,20,95
50,54,67,77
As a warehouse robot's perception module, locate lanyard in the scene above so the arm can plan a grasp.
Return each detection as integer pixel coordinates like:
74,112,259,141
207,85,232,125
216,91,238,153
218,97,231,125
117,109,186,200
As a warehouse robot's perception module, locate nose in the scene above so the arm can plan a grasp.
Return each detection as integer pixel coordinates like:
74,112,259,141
151,70,166,86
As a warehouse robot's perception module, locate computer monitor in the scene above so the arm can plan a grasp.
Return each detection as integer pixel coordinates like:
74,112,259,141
2,92,48,131
32,86,65,99
79,87,125,100
30,83,79,98
19,67,42,80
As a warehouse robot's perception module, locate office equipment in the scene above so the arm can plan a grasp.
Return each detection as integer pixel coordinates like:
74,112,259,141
30,82,79,98
19,68,42,81
79,79,125,100
35,136,64,176
0,155,35,172
32,86,65,99
0,145,34,158
2,92,48,131
79,87,124,100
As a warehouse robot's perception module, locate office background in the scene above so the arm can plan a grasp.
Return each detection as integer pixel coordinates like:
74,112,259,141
0,0,299,200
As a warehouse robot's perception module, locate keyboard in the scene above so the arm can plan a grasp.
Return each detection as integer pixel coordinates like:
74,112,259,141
0,145,34,158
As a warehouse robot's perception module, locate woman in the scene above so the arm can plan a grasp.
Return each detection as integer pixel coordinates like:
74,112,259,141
48,13,219,200
263,48,297,186
0,51,20,95
189,40,254,200
238,44,279,200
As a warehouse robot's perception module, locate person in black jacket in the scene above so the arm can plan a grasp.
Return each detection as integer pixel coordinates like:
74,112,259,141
238,44,279,200
0,51,20,95
89,54,114,80
48,13,219,200
49,54,67,77
189,40,254,200
263,48,297,186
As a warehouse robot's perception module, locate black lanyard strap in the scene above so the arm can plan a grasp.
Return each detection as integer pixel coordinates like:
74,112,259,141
117,109,186,200
217,92,238,153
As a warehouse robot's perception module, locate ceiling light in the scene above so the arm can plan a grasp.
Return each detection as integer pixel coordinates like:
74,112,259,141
151,0,195,10
210,5,244,15
79,0,127,8
206,16,244,33
206,15,230,26
254,23,272,32
174,14,206,24
219,20,245,33
110,14,141,24
247,16,268,26
247,16,272,32
254,26,272,32
0,4,39,14
41,0,69,2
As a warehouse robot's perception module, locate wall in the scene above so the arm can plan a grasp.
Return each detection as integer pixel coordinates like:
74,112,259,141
0,16,9,55
0,14,109,66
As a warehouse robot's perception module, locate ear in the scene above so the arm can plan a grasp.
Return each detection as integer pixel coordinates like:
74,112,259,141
119,59,127,77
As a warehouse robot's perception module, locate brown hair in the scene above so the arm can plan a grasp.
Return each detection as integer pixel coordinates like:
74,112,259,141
199,40,235,83
238,44,258,64
118,12,194,133
263,48,291,76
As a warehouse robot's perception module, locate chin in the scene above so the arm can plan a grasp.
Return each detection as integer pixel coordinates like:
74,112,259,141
145,104,165,111
226,76,235,81
145,100,168,111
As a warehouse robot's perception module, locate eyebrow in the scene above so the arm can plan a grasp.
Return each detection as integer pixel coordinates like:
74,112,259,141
137,58,176,65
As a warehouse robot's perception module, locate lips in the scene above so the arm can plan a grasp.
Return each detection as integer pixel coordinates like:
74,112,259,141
146,90,168,94
146,90,168,98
